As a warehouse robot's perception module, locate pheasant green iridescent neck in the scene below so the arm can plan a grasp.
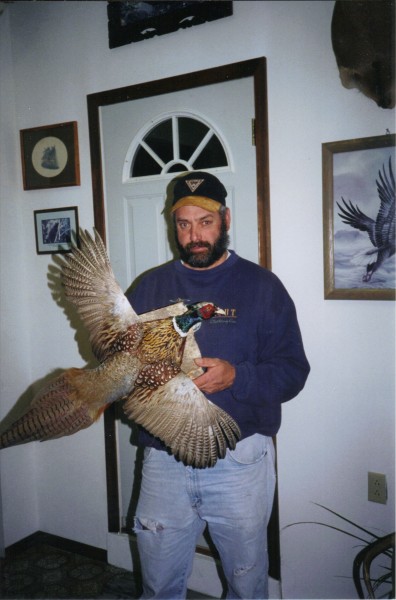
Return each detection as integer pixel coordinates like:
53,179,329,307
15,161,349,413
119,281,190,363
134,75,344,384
172,302,221,337
173,310,203,336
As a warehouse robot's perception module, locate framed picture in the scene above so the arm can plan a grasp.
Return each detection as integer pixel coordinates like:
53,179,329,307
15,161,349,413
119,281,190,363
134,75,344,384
34,206,79,254
107,1,232,48
20,122,80,190
323,134,395,300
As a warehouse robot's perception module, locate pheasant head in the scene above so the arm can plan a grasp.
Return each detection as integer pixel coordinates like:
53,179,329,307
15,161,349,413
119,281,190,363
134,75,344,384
173,302,225,336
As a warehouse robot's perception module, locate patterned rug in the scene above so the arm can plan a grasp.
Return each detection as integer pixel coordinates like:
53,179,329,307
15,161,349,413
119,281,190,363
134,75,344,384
0,542,137,599
0,537,214,599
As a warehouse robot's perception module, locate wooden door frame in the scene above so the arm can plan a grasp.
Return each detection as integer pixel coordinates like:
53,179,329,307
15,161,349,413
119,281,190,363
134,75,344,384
87,57,279,580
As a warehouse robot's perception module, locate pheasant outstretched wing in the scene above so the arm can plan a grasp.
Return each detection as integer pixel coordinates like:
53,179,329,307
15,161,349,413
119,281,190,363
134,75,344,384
62,229,141,362
123,373,241,468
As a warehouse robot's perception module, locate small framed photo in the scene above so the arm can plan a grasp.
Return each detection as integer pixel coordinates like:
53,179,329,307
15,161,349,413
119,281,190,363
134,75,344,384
323,134,395,300
34,206,79,254
20,122,80,190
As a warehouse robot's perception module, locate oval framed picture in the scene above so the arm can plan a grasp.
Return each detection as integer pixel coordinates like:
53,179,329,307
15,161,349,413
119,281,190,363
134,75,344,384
20,121,80,190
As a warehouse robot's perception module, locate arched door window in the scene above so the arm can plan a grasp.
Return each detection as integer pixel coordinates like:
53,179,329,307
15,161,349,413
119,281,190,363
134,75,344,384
123,113,230,180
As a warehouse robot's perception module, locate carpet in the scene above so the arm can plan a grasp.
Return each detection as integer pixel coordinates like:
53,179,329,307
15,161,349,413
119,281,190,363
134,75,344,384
1,541,137,599
0,534,214,599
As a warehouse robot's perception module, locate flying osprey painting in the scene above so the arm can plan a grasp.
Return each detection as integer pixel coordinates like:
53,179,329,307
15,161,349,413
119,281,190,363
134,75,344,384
333,153,395,290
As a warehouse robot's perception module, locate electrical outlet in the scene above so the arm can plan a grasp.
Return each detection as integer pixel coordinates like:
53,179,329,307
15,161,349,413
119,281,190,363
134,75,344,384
368,472,387,504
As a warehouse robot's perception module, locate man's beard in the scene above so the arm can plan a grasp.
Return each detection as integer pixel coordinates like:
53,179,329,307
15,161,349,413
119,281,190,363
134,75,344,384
176,219,230,268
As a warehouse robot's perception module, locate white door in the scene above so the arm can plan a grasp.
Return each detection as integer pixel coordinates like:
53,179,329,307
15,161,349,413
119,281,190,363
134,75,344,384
100,78,258,291
100,77,258,556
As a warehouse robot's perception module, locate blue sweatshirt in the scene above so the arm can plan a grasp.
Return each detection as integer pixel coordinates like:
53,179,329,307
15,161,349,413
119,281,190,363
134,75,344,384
127,251,310,448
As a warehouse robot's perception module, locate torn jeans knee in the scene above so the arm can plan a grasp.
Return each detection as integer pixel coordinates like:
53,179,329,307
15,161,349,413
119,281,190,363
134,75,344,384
234,563,256,577
134,517,164,533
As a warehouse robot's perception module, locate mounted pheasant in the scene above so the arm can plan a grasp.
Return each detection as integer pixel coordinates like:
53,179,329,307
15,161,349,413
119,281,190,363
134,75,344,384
0,230,240,468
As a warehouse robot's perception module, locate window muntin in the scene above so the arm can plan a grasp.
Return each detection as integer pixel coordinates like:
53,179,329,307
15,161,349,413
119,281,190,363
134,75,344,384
130,115,228,178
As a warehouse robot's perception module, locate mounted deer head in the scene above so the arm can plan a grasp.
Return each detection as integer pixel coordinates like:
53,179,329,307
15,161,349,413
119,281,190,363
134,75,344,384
331,0,395,109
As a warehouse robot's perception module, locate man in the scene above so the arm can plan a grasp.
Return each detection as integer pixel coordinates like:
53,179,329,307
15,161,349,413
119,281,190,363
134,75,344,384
128,171,310,599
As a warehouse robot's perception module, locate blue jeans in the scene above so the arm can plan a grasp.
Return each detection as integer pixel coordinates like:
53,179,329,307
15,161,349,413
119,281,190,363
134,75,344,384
134,434,276,599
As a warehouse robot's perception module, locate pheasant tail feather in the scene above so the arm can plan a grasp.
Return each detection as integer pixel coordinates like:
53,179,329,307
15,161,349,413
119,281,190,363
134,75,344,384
0,370,97,449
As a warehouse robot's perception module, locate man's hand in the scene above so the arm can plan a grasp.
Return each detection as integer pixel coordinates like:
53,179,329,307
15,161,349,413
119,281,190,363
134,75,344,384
193,357,235,394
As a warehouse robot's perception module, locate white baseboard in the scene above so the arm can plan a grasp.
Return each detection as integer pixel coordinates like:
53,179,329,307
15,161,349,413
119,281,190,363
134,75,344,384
106,532,281,598
107,532,134,571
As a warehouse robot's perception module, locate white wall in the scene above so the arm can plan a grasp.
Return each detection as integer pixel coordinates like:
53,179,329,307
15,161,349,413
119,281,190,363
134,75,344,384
0,2,394,598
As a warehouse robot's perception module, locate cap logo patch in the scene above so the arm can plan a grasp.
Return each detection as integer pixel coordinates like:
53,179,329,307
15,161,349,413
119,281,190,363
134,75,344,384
185,178,204,193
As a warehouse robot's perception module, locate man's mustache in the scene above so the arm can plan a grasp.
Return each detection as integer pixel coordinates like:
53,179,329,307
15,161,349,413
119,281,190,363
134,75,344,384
185,242,211,251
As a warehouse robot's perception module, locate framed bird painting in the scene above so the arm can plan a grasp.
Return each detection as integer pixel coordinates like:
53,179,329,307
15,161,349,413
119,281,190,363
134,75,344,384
322,134,395,300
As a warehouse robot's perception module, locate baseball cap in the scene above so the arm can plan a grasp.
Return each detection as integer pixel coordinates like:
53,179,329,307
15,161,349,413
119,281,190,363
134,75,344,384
170,171,227,213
